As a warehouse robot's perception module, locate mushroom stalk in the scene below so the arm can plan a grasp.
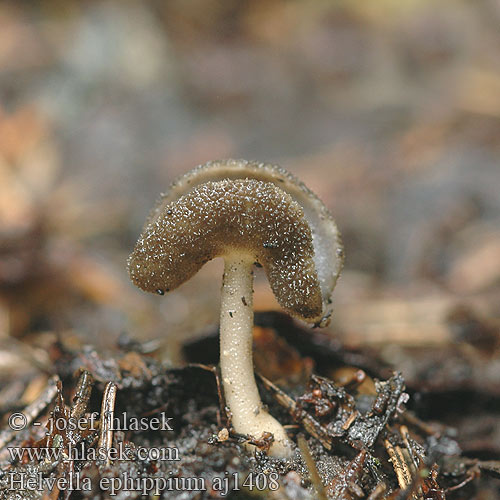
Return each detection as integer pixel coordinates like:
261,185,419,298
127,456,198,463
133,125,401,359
220,254,293,457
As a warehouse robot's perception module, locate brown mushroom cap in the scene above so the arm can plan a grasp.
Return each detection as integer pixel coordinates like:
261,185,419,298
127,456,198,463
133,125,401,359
128,178,323,320
142,159,344,323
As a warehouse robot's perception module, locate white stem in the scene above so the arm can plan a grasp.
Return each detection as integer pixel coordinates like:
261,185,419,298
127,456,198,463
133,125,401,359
220,255,293,457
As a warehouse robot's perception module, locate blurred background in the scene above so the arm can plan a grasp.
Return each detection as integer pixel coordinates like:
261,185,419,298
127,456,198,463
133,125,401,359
1,0,499,359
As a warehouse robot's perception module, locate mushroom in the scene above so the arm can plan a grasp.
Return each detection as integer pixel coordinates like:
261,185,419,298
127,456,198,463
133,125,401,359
127,159,344,457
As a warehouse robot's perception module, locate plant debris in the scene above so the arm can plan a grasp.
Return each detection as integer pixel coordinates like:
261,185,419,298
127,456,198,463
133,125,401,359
0,315,498,499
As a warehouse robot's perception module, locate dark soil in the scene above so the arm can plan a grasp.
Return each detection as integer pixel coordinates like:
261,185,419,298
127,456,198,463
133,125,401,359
1,311,498,499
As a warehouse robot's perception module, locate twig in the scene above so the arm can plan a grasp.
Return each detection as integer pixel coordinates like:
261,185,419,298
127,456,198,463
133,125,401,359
384,439,413,491
70,370,94,419
98,382,117,466
297,435,329,500
367,482,387,500
256,372,333,450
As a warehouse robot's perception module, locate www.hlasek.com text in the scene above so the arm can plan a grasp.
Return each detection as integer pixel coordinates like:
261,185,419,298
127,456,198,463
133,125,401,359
8,442,179,463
